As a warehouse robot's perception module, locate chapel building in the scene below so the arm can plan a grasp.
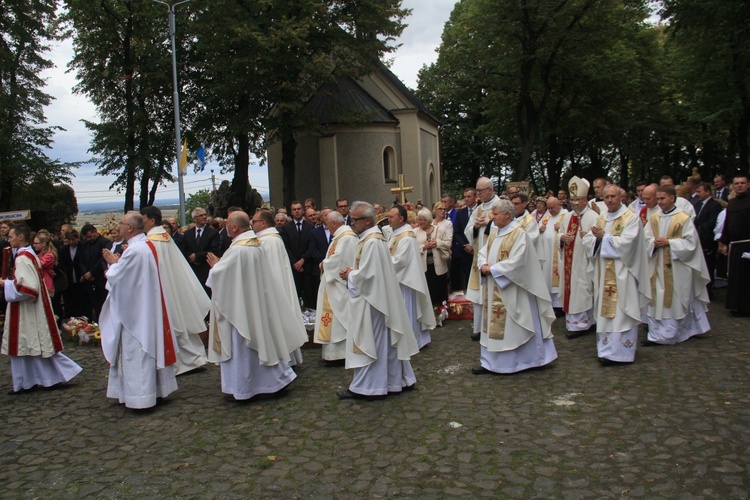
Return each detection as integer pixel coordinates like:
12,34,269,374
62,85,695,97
267,61,442,209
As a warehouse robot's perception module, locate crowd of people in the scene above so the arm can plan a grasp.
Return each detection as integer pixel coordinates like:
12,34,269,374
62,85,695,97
1,171,748,405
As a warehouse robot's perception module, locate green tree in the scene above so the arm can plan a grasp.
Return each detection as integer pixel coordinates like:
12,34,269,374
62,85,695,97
419,0,666,189
0,0,72,211
185,188,211,225
64,0,176,213
661,0,750,175
189,0,409,208
13,181,78,231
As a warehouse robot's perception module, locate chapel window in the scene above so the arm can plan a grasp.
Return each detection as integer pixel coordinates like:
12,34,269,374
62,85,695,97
383,146,397,183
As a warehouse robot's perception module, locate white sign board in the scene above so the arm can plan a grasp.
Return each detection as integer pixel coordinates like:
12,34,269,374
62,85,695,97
0,210,31,222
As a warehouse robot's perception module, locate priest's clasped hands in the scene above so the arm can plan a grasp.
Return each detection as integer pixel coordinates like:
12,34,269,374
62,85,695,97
339,267,352,280
206,252,220,268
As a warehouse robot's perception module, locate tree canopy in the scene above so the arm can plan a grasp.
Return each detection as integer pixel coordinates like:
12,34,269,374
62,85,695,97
0,0,72,212
417,0,750,194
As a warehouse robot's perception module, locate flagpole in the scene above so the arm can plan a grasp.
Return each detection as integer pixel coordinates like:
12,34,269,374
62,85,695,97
153,0,190,226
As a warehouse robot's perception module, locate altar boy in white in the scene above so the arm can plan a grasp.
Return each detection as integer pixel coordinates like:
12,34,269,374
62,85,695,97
474,200,557,374
643,185,710,344
1,224,82,394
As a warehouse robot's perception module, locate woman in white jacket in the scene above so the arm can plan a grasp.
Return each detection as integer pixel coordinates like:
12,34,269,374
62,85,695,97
414,205,452,307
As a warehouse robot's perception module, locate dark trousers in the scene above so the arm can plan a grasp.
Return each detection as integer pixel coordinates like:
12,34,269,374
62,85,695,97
449,256,463,292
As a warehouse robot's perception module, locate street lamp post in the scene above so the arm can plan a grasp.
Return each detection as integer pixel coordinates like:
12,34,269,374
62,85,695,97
153,0,190,226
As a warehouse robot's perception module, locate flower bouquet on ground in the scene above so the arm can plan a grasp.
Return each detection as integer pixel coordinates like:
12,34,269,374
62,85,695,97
62,316,101,345
435,301,449,327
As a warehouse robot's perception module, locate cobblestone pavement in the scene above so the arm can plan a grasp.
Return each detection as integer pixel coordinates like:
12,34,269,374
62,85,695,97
1,288,749,498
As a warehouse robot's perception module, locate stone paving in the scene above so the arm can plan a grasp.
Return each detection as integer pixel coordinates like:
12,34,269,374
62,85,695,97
1,288,749,498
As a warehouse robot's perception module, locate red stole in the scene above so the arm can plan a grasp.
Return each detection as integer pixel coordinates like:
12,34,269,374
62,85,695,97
6,251,62,356
562,214,579,312
145,241,177,366
639,206,648,225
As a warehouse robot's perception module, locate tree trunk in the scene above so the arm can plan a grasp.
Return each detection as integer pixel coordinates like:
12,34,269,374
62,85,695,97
122,10,136,213
281,134,297,209
737,107,750,172
231,134,249,209
618,148,629,189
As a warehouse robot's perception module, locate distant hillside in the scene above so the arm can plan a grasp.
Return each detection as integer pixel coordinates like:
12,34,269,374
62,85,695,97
78,199,181,215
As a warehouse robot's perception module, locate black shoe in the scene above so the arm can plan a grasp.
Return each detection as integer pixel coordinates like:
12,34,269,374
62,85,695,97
336,390,386,401
470,332,480,341
640,339,659,347
565,330,587,339
8,386,38,396
597,357,632,366
471,366,494,375
554,308,566,318
388,384,416,395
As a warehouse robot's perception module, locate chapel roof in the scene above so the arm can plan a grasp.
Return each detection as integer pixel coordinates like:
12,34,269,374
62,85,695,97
305,60,439,126
306,76,399,125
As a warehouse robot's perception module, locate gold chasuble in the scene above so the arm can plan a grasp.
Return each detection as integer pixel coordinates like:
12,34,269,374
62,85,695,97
648,211,690,309
594,210,634,318
352,232,387,354
482,226,525,339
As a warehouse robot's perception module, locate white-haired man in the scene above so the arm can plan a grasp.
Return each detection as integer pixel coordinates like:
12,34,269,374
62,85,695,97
338,202,418,400
314,210,357,361
474,200,557,374
465,177,501,341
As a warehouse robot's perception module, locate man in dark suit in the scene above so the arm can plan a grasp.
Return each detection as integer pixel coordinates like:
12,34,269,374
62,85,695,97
58,228,87,319
713,174,730,202
306,208,329,307
336,198,352,226
280,201,315,307
79,224,111,321
694,182,723,299
182,207,221,296
452,188,477,291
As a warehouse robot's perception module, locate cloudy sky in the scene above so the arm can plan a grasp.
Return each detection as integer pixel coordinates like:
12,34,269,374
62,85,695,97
41,0,457,206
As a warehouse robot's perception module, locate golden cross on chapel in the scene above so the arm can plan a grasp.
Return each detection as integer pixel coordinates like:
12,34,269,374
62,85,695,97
390,174,413,205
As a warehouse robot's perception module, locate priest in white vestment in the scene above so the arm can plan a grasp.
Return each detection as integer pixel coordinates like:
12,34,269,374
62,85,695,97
141,206,209,375
582,185,651,364
387,205,436,349
643,186,710,344
635,184,660,226
537,197,568,308
465,177,501,341
100,212,179,409
474,200,557,374
313,211,357,361
338,202,419,400
510,193,541,248
557,177,599,337
1,224,82,394
206,212,305,401
251,210,308,366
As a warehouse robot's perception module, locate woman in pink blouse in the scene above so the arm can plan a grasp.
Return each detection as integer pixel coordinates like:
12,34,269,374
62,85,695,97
33,231,58,297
